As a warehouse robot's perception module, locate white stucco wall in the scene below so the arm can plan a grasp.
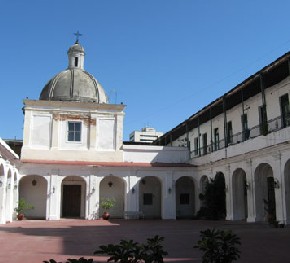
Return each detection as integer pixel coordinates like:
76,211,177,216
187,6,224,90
123,145,189,163
21,100,125,163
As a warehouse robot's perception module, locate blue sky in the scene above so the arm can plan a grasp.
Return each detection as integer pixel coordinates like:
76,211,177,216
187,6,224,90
1,1,290,140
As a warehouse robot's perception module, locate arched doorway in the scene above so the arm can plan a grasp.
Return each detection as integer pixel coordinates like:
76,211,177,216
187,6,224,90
284,159,290,223
254,164,275,222
19,175,47,219
214,172,226,219
99,175,125,218
176,176,195,219
232,168,248,220
61,176,86,218
139,176,161,219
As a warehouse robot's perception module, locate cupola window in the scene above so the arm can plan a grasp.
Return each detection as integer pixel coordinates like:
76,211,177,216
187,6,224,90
67,121,81,142
75,57,79,67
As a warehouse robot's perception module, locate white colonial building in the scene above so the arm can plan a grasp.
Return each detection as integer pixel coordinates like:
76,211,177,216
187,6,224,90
155,52,290,224
1,39,290,225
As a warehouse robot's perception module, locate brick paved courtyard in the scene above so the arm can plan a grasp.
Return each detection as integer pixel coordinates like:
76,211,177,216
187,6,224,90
0,219,289,263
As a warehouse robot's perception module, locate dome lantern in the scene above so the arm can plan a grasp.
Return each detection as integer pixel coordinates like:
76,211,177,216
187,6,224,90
67,31,85,70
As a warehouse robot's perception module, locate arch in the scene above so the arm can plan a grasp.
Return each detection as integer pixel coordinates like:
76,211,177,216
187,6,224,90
232,168,248,220
139,176,161,219
284,159,290,223
254,163,275,222
214,172,226,219
176,176,195,219
19,175,47,219
99,175,125,218
61,176,86,218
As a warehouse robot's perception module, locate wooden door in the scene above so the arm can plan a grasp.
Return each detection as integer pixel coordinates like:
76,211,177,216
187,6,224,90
62,185,81,218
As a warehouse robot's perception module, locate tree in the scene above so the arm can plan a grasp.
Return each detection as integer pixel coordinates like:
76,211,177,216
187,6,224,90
197,174,226,220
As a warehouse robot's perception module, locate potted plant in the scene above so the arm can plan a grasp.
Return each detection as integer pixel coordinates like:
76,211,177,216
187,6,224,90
14,198,34,220
100,198,115,220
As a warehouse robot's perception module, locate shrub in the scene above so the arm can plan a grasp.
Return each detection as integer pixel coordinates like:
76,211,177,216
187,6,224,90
194,228,241,263
44,236,167,263
94,235,168,263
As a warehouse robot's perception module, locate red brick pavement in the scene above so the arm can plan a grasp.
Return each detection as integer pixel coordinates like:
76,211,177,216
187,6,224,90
0,219,289,263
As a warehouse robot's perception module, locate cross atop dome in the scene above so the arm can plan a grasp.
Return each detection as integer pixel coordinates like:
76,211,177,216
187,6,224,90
74,30,82,44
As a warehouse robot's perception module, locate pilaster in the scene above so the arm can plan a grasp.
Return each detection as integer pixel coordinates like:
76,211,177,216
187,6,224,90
246,159,256,222
225,164,232,220
47,173,59,220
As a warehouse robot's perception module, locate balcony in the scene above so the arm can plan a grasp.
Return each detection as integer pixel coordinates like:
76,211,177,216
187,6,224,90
192,114,290,158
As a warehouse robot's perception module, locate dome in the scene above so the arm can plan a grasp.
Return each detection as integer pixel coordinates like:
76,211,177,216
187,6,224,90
39,69,108,103
68,43,85,53
39,41,108,103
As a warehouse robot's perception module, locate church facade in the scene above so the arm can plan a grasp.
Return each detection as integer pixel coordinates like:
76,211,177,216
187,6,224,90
17,41,192,221
1,40,290,224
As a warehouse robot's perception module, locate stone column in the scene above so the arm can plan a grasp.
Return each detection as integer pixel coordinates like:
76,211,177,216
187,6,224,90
162,171,175,220
245,159,255,222
47,172,59,220
93,177,103,219
86,174,99,219
272,153,285,223
225,164,233,220
125,170,139,214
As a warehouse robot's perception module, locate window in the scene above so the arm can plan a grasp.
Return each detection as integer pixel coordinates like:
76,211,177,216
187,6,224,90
67,121,81,142
74,57,79,67
280,94,290,128
227,121,233,144
241,114,249,141
143,193,153,205
194,137,199,156
202,133,207,155
214,128,219,151
180,193,190,205
259,105,268,135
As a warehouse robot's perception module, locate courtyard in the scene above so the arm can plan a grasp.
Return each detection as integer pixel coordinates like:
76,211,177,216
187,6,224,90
0,219,289,263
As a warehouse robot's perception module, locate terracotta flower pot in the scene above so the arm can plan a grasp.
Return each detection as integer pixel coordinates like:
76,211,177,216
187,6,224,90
102,212,110,220
17,214,24,220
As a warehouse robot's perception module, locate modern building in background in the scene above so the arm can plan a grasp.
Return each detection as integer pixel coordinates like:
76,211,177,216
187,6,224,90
0,39,289,225
129,127,163,143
